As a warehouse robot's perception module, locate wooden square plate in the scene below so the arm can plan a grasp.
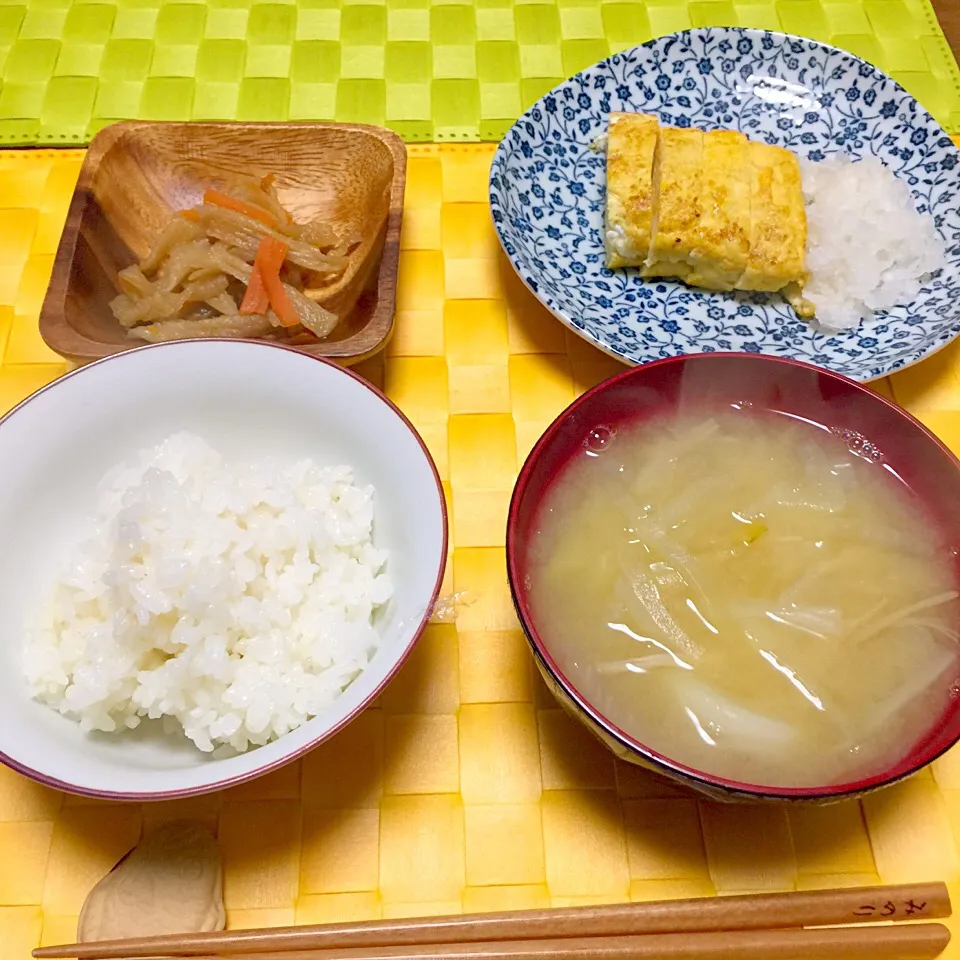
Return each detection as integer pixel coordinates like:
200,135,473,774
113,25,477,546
40,120,406,364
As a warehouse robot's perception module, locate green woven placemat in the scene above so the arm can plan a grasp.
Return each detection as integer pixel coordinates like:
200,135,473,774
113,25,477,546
0,0,957,145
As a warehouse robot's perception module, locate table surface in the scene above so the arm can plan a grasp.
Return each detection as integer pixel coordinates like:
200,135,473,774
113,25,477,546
3,8,960,960
3,140,960,959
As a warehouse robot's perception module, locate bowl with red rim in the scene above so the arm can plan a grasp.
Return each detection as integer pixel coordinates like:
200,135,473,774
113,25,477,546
0,339,447,800
506,352,960,802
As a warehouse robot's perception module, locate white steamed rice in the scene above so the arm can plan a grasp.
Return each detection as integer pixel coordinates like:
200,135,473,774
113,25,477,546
801,153,946,332
23,432,392,754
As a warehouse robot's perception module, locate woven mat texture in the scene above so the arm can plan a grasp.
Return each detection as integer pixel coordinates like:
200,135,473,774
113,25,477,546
0,0,956,145
2,143,960,959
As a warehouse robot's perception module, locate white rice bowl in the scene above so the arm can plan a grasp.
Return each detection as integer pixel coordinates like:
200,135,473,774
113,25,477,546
0,341,446,799
25,432,394,756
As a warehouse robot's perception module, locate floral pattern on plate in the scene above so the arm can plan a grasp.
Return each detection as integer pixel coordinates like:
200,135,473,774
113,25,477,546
489,27,960,381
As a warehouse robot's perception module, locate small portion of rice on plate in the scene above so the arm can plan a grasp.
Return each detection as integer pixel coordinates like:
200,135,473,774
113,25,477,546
23,432,392,755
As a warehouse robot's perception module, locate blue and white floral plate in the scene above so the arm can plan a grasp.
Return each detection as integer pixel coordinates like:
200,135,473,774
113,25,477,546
489,28,960,381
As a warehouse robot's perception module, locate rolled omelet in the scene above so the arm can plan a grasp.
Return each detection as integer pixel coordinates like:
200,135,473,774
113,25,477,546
603,112,809,312
685,130,751,291
737,142,809,314
604,113,659,269
642,127,704,282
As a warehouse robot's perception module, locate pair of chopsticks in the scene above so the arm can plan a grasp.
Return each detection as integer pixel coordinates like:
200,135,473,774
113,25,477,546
34,882,952,960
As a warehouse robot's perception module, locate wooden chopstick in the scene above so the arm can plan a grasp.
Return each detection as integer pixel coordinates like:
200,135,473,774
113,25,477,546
32,882,950,959
114,925,954,960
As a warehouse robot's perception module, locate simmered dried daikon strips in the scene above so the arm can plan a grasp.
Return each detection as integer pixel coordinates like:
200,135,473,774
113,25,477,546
111,290,183,328
194,205,346,275
285,286,337,338
238,175,288,226
140,217,200,274
300,218,341,248
117,264,154,297
206,291,239,315
152,240,208,290
110,177,354,344
129,314,273,342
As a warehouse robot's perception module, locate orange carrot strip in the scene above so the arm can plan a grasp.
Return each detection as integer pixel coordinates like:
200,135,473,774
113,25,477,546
254,235,299,327
239,262,269,315
180,209,200,222
203,188,279,228
240,236,287,316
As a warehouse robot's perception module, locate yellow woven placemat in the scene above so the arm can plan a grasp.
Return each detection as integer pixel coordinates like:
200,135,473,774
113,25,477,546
2,144,960,959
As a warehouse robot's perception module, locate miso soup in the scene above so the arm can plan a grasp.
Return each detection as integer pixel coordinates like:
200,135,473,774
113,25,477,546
527,410,960,788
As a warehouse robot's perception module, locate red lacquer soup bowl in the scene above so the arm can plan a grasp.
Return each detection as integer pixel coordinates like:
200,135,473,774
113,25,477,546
506,353,960,802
